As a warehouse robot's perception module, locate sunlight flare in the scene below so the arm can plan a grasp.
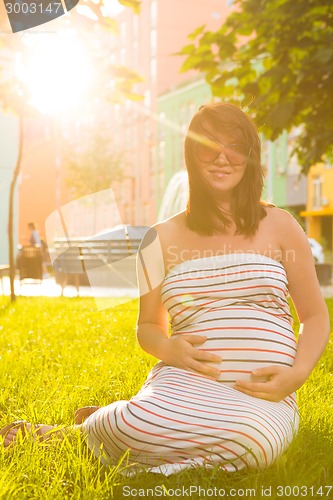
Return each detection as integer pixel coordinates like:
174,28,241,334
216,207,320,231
16,32,94,116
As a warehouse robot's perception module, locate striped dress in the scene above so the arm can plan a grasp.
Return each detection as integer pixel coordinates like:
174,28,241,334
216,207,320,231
83,253,299,474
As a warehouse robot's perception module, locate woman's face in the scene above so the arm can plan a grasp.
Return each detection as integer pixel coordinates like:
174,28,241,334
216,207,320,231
193,128,249,202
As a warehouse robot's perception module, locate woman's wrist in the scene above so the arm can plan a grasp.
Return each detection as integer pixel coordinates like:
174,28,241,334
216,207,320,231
136,323,170,360
290,364,311,388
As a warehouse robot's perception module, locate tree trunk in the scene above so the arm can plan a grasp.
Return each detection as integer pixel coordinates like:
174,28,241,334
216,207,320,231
8,113,24,302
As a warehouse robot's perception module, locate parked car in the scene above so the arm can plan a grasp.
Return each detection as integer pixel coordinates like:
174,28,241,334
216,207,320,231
308,238,325,264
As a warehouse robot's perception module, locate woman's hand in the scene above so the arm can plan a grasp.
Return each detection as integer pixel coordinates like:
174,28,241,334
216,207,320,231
235,366,305,402
161,334,222,380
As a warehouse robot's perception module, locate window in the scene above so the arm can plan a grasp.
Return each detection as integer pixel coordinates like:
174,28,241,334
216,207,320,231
150,0,157,28
149,145,156,198
125,127,131,150
132,14,138,40
144,89,151,109
150,28,157,57
132,40,138,68
276,132,287,175
143,204,150,225
211,11,221,20
150,57,157,83
312,176,322,210
158,112,165,141
180,105,187,133
188,101,195,121
287,135,300,175
158,141,166,194
120,47,126,65
120,21,127,43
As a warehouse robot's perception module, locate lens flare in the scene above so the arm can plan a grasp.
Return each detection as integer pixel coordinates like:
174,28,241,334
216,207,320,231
16,32,93,116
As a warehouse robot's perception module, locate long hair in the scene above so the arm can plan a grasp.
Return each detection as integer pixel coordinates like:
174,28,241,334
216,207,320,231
184,102,269,236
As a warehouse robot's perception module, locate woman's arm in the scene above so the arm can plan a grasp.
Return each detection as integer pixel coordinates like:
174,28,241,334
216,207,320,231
136,226,221,379
236,209,330,401
280,210,330,381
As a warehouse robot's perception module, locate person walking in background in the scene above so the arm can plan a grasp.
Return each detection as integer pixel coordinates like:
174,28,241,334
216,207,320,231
28,222,42,246
27,222,49,278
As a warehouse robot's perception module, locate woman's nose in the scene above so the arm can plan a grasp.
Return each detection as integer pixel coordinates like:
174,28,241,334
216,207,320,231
213,148,229,164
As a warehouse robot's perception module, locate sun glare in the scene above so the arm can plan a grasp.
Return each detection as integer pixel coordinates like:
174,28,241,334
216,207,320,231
16,32,94,116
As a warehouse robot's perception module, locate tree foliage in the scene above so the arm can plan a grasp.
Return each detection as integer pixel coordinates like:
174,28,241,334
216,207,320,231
177,0,333,174
65,133,126,197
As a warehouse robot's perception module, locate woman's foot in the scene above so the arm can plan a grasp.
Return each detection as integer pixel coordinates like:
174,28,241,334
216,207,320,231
0,420,65,448
74,406,100,424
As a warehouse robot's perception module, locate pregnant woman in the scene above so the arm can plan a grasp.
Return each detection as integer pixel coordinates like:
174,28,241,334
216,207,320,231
1,103,329,474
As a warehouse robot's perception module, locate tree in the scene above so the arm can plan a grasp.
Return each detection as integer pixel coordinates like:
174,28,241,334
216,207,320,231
64,133,127,233
65,133,126,197
177,0,333,174
0,0,141,301
0,70,38,301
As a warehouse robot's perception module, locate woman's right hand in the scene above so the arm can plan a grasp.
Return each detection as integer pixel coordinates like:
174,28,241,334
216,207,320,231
161,334,222,380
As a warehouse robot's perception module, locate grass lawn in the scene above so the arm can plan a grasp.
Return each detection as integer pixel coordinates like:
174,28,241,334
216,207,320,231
0,296,332,499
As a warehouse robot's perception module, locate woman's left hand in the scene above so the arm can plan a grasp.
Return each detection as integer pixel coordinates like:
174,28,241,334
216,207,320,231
235,366,304,402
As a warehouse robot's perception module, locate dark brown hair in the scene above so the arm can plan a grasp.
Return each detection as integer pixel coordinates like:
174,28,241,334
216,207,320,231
184,102,269,236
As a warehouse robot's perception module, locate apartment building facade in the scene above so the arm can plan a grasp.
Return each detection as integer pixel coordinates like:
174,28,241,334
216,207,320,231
300,164,333,257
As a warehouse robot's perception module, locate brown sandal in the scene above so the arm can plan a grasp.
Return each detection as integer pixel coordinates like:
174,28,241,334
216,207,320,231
0,420,61,448
0,420,28,447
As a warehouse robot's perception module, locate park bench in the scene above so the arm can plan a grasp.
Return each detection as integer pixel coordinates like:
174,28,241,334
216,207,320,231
52,226,149,295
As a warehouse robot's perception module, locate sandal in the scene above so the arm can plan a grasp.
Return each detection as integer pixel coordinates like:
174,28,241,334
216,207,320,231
0,420,61,448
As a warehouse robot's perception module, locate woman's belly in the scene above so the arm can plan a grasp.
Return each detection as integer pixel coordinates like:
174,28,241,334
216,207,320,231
172,307,297,386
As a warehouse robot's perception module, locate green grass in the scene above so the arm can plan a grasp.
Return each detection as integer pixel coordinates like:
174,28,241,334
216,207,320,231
0,296,332,499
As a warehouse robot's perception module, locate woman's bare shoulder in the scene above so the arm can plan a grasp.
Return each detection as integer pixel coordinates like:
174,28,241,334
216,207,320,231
264,205,299,230
264,206,311,259
152,211,186,240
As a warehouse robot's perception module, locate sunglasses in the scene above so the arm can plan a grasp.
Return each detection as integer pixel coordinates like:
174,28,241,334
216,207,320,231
195,138,251,166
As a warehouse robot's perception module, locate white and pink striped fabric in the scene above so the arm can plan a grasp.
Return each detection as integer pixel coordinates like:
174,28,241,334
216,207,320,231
83,253,299,475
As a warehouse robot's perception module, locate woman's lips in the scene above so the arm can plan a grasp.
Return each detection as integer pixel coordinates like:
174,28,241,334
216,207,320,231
209,169,231,177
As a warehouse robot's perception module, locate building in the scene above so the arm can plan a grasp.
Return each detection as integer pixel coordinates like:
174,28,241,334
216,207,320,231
300,163,333,258
261,129,307,215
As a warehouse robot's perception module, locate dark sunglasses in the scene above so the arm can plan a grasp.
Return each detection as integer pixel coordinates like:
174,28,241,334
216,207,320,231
195,138,252,166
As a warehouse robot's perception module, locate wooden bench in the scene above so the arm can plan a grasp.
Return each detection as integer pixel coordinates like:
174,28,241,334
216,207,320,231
52,233,145,295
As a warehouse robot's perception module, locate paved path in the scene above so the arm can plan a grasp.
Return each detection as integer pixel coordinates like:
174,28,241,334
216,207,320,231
0,276,138,299
0,276,332,299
